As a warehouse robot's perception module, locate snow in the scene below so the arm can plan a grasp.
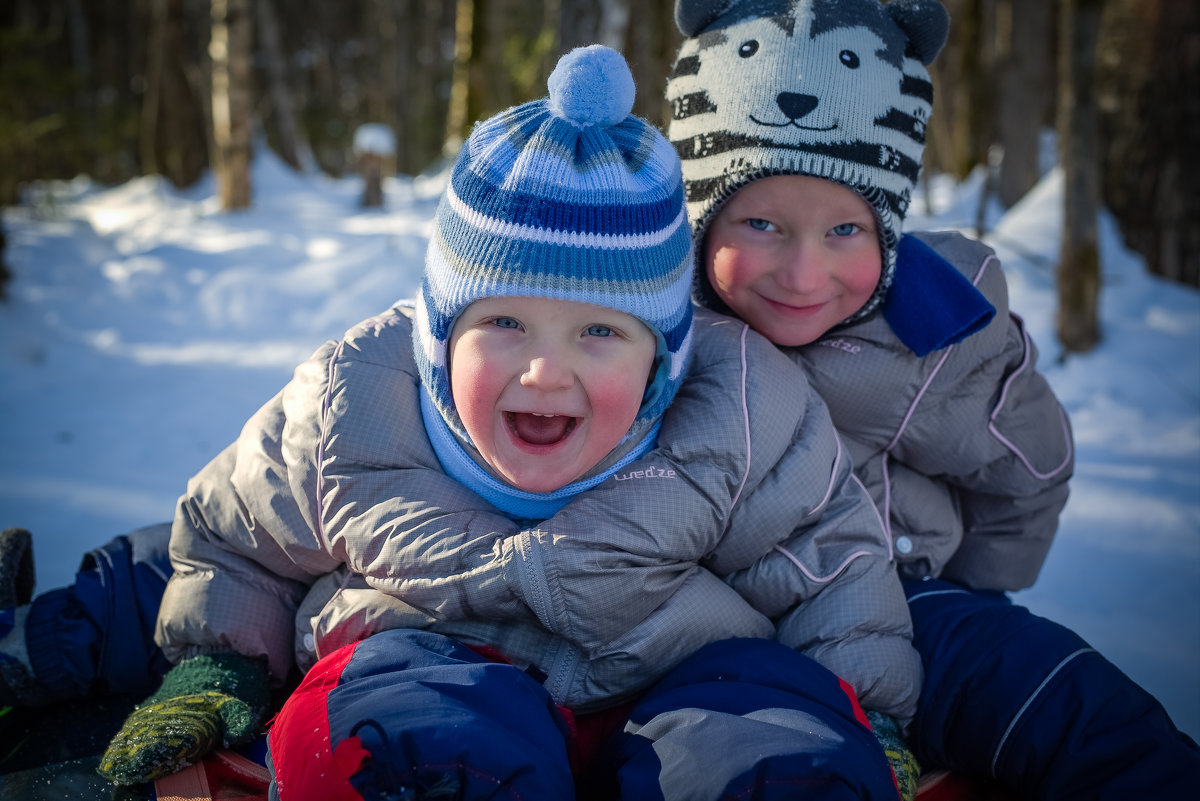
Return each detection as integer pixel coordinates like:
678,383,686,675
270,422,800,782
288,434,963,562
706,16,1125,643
352,123,397,156
2,149,1197,741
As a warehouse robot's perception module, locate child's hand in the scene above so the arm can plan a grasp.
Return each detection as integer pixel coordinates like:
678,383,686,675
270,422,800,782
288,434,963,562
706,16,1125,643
98,691,256,783
867,710,920,801
97,653,269,785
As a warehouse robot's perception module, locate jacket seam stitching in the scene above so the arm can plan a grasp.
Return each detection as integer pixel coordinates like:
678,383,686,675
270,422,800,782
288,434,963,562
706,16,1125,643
315,341,348,545
771,543,874,585
729,323,752,510
990,647,1096,776
987,312,1074,479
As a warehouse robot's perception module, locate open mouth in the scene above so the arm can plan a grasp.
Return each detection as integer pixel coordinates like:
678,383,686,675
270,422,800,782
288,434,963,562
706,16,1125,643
506,411,578,446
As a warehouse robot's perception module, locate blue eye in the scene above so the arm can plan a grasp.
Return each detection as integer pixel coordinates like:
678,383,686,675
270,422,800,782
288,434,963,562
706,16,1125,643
492,317,520,329
748,218,774,231
738,40,759,58
839,50,860,68
832,223,859,237
586,324,613,337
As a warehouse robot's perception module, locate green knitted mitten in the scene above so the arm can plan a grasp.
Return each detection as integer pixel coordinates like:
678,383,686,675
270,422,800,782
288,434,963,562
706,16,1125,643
98,653,269,786
867,710,920,801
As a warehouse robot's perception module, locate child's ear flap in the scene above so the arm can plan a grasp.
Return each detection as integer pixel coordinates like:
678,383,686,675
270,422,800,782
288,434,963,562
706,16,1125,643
885,0,951,65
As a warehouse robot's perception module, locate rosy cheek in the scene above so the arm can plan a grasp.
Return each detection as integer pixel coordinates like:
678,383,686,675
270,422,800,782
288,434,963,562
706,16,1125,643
847,255,882,297
589,370,646,433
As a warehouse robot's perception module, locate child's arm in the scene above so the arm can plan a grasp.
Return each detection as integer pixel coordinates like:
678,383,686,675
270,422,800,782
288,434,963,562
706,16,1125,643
155,384,346,681
697,328,921,725
938,315,1073,589
879,235,1074,591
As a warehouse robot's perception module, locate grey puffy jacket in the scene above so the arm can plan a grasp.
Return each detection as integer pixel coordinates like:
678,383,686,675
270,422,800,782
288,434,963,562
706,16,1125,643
155,305,921,721
794,231,1074,591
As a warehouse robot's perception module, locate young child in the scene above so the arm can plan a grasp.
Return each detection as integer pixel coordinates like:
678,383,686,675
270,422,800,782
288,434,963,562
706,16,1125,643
666,0,1200,797
85,45,921,799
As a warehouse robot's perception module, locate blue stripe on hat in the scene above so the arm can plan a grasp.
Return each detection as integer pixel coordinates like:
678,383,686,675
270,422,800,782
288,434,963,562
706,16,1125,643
451,155,685,238
434,205,692,285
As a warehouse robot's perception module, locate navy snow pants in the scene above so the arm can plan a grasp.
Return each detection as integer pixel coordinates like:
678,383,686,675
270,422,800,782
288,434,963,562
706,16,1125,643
905,576,1200,800
23,523,172,702
266,631,900,801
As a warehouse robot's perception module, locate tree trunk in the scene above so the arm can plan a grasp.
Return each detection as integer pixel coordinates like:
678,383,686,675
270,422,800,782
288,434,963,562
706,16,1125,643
211,0,253,209
626,0,682,127
142,0,169,177
368,0,401,173
596,0,630,51
444,0,476,153
1057,0,1102,353
1097,0,1200,287
995,0,1053,208
256,0,307,171
950,0,996,180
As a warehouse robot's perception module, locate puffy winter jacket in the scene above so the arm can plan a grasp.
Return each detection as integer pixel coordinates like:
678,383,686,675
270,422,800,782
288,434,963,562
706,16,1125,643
156,305,921,721
794,231,1074,591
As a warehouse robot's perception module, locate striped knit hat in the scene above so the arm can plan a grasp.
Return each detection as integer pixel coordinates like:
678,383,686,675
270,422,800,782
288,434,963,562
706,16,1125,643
415,45,694,442
667,0,949,323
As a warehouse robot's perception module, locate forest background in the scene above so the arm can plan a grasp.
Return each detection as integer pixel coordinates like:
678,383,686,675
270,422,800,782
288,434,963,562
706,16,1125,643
2,0,1198,325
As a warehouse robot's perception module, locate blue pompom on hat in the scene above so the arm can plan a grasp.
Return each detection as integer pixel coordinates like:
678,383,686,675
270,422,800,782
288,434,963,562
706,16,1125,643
415,45,695,443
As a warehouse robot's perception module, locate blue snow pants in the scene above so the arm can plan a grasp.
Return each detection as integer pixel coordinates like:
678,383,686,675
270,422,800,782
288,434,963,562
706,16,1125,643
23,523,172,702
904,576,1200,800
266,631,900,801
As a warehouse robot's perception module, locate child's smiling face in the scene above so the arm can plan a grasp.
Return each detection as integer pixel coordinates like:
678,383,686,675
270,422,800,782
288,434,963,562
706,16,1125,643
704,175,883,347
448,296,657,494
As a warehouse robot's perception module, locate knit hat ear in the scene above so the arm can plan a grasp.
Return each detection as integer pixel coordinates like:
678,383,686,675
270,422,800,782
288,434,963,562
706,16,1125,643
668,0,948,324
415,45,695,442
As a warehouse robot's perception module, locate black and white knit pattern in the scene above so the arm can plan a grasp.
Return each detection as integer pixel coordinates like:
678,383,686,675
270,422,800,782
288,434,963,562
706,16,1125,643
667,0,949,321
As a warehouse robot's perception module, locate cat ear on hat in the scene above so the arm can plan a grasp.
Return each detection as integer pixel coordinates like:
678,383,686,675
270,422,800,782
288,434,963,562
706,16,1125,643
886,0,951,65
674,0,790,37
674,0,728,37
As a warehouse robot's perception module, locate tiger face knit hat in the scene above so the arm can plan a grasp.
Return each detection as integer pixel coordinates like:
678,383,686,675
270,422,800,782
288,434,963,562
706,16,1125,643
667,0,949,323
415,45,694,442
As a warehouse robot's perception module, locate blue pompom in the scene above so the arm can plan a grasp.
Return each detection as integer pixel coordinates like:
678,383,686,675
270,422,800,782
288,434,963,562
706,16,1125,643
547,45,636,127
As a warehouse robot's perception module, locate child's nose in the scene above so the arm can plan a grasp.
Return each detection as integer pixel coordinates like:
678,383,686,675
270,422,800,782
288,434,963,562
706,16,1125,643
521,354,574,391
776,246,827,294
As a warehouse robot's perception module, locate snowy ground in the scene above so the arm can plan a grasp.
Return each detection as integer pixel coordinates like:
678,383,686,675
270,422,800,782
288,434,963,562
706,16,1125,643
1,151,1197,740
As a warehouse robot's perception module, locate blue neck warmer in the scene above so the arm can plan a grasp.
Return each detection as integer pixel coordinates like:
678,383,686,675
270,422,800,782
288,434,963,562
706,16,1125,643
419,386,660,520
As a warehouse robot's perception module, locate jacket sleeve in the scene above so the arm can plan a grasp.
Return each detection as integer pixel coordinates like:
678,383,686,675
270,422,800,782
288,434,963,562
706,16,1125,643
155,382,343,681
938,315,1073,589
891,239,1074,591
704,326,921,725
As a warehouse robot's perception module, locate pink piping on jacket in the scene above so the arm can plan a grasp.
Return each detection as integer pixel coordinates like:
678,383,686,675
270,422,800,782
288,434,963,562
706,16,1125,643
722,316,883,582
878,254,1072,539
315,339,348,545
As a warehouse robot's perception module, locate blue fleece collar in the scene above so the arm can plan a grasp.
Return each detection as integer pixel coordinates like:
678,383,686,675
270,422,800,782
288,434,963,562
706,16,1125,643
880,235,996,357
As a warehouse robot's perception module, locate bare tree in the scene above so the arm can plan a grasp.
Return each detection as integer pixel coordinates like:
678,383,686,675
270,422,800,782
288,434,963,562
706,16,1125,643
596,0,630,51
256,0,308,171
1056,0,1102,352
444,0,476,153
211,0,253,209
994,0,1053,208
1097,0,1200,287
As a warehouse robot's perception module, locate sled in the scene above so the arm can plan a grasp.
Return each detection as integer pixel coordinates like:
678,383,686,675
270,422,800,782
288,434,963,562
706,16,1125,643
0,696,1014,801
154,750,270,801
147,750,1016,801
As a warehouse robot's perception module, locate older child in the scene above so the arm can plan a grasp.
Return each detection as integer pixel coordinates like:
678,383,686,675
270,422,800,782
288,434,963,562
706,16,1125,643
666,0,1200,797
90,46,919,800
